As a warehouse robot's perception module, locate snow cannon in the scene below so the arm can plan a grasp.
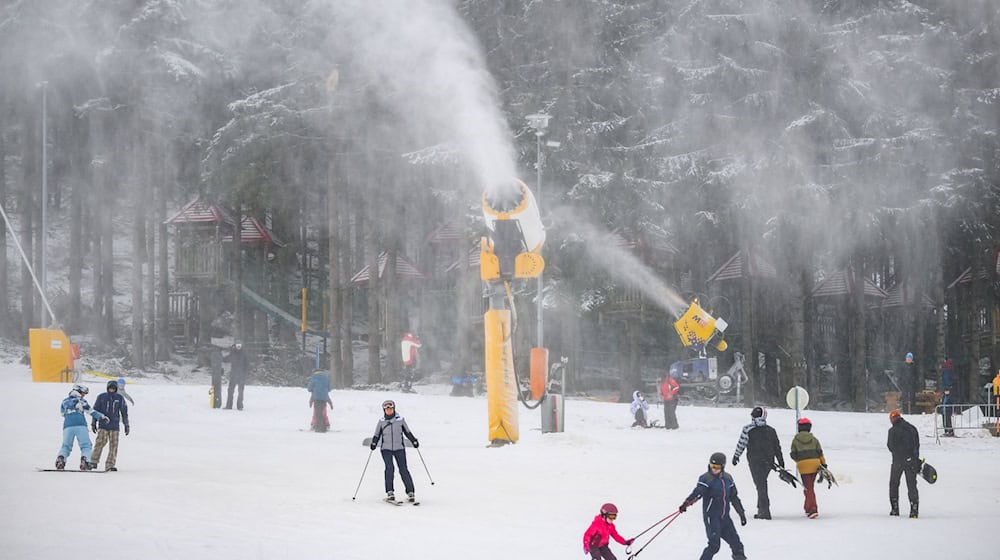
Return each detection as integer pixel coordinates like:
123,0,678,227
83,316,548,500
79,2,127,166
673,299,728,353
480,179,545,282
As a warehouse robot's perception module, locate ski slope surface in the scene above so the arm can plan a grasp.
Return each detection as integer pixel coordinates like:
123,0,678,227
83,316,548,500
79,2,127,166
3,363,997,560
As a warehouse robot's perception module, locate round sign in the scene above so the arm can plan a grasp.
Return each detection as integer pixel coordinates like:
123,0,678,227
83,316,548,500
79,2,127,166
785,386,810,410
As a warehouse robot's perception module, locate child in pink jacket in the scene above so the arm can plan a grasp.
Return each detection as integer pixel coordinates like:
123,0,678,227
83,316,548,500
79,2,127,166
582,503,634,560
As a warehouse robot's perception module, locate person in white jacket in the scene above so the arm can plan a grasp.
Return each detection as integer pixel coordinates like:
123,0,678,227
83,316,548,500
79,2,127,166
630,391,650,428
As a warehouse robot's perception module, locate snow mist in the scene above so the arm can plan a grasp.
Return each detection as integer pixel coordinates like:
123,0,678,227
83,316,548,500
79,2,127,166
329,0,519,199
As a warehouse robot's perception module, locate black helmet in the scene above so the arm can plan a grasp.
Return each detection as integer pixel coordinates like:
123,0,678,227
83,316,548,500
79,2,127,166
107,379,118,391
709,452,726,469
751,406,765,419
600,503,618,516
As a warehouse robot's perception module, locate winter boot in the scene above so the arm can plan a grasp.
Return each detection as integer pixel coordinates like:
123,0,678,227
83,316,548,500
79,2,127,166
754,511,771,520
55,455,66,470
107,467,118,472
407,492,416,503
890,500,899,516
909,502,918,519
386,491,395,502
80,457,91,471
732,552,748,560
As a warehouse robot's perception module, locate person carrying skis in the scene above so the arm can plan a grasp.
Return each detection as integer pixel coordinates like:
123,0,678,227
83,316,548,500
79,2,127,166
582,503,634,560
731,406,784,520
887,409,920,518
630,391,650,428
223,340,250,410
90,379,130,471
789,417,827,519
659,373,680,429
679,452,748,560
55,384,108,471
370,399,419,503
307,369,333,432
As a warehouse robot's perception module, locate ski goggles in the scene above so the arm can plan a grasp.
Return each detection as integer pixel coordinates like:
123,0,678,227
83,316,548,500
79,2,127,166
605,513,617,520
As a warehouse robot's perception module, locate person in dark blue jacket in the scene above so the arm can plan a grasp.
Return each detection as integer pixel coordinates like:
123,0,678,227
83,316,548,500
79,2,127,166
307,370,333,432
91,379,130,471
679,452,748,560
56,385,107,471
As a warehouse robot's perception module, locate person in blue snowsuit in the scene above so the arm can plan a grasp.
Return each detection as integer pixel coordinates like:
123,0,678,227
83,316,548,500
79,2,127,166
307,370,333,432
679,452,748,560
56,384,108,471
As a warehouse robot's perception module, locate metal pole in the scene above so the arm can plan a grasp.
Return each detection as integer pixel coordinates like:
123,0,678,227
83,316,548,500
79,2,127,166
536,131,543,348
40,81,48,327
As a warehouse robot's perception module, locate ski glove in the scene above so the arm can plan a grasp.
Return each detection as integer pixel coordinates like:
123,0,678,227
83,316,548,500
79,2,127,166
370,441,378,451
91,422,98,434
626,538,635,545
739,512,747,526
411,439,419,448
679,501,689,513
76,402,85,412
124,424,130,436
732,456,739,466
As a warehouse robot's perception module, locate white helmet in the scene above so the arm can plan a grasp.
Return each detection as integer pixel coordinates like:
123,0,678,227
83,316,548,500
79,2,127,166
70,384,89,398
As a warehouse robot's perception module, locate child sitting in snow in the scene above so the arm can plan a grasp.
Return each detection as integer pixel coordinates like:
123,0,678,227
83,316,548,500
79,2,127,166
630,391,650,428
583,503,634,560
56,384,108,470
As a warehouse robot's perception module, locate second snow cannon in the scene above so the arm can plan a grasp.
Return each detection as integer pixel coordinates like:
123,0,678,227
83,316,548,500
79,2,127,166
673,298,728,353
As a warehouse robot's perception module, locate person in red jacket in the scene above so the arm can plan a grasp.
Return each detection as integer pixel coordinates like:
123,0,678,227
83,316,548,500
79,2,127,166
660,374,680,429
582,503,634,560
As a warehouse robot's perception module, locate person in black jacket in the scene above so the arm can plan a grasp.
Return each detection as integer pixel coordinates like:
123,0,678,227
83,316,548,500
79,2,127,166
887,409,920,518
90,379,130,471
223,341,250,410
731,406,784,520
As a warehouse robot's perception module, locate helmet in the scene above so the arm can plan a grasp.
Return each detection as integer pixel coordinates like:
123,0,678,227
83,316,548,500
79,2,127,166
797,417,812,431
709,452,726,469
118,377,126,387
72,384,89,396
633,390,644,401
751,406,765,419
889,410,902,424
600,503,618,516
381,399,396,409
107,380,118,390
905,352,914,364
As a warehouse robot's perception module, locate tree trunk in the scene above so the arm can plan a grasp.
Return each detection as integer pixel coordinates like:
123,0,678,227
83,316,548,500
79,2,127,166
340,191,355,386
233,203,243,342
740,251,756,405
0,117,8,338
850,261,867,411
131,126,145,367
67,113,85,333
20,107,36,335
366,189,382,384
326,159,343,387
157,162,170,360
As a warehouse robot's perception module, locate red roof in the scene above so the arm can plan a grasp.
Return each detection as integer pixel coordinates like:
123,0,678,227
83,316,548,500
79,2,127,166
222,216,285,247
164,197,235,226
811,268,888,299
351,251,427,284
707,250,777,283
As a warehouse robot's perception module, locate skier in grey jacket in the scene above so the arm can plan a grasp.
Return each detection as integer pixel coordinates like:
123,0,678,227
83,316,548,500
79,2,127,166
370,399,419,502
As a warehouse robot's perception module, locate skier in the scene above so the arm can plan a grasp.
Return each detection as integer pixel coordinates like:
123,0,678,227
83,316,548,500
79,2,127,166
582,503,634,560
400,331,422,393
370,399,419,503
307,369,333,432
55,384,108,471
887,409,920,518
629,391,650,428
679,452,748,560
659,373,680,429
731,406,785,520
789,417,827,519
116,377,135,405
223,340,250,410
939,358,955,436
90,379,130,471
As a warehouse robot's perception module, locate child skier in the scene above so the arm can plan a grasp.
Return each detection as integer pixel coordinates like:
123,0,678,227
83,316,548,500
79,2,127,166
307,369,333,432
370,399,420,503
678,452,748,560
630,391,650,428
56,384,108,470
582,503,634,560
790,417,827,519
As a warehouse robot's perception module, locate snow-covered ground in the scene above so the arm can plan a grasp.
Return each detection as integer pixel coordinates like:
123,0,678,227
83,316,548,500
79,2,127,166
3,362,998,560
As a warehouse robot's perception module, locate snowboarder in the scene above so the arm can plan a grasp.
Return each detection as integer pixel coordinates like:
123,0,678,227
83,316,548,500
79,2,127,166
90,379,130,471
582,503,634,560
370,399,419,503
940,358,955,436
731,406,785,520
307,369,333,432
55,384,108,471
679,452,748,560
790,417,827,519
630,391,650,428
400,332,422,393
659,373,680,429
887,409,920,518
223,340,250,410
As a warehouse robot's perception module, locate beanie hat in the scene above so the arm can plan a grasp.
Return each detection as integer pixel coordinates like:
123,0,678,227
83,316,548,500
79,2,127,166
889,409,902,424
751,406,765,419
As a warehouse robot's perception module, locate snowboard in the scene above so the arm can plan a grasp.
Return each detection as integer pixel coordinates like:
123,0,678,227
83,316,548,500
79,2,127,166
920,460,938,484
363,437,414,448
37,468,107,473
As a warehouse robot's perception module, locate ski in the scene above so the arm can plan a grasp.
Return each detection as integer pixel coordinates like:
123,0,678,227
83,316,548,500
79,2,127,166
36,468,107,473
384,498,404,506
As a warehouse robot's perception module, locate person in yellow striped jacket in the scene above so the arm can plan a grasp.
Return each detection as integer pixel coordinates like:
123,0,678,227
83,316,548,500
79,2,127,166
789,417,826,519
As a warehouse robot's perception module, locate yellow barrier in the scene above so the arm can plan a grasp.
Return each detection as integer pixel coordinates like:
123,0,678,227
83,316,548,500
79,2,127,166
29,329,78,383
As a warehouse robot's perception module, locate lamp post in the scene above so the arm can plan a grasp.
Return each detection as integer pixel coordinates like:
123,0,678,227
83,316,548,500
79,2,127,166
526,113,550,348
39,81,48,327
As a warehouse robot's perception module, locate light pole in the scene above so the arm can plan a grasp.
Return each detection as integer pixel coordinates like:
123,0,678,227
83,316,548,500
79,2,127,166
39,81,48,327
526,113,550,348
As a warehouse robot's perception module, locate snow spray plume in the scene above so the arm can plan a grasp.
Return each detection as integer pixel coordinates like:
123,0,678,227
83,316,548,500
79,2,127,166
329,0,519,200
552,207,688,318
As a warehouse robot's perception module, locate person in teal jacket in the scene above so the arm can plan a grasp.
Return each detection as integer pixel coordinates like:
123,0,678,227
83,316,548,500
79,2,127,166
56,385,108,471
307,370,333,432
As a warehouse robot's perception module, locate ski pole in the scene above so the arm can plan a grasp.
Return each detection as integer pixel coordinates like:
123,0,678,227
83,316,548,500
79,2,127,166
351,447,376,500
626,510,682,559
415,447,435,485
